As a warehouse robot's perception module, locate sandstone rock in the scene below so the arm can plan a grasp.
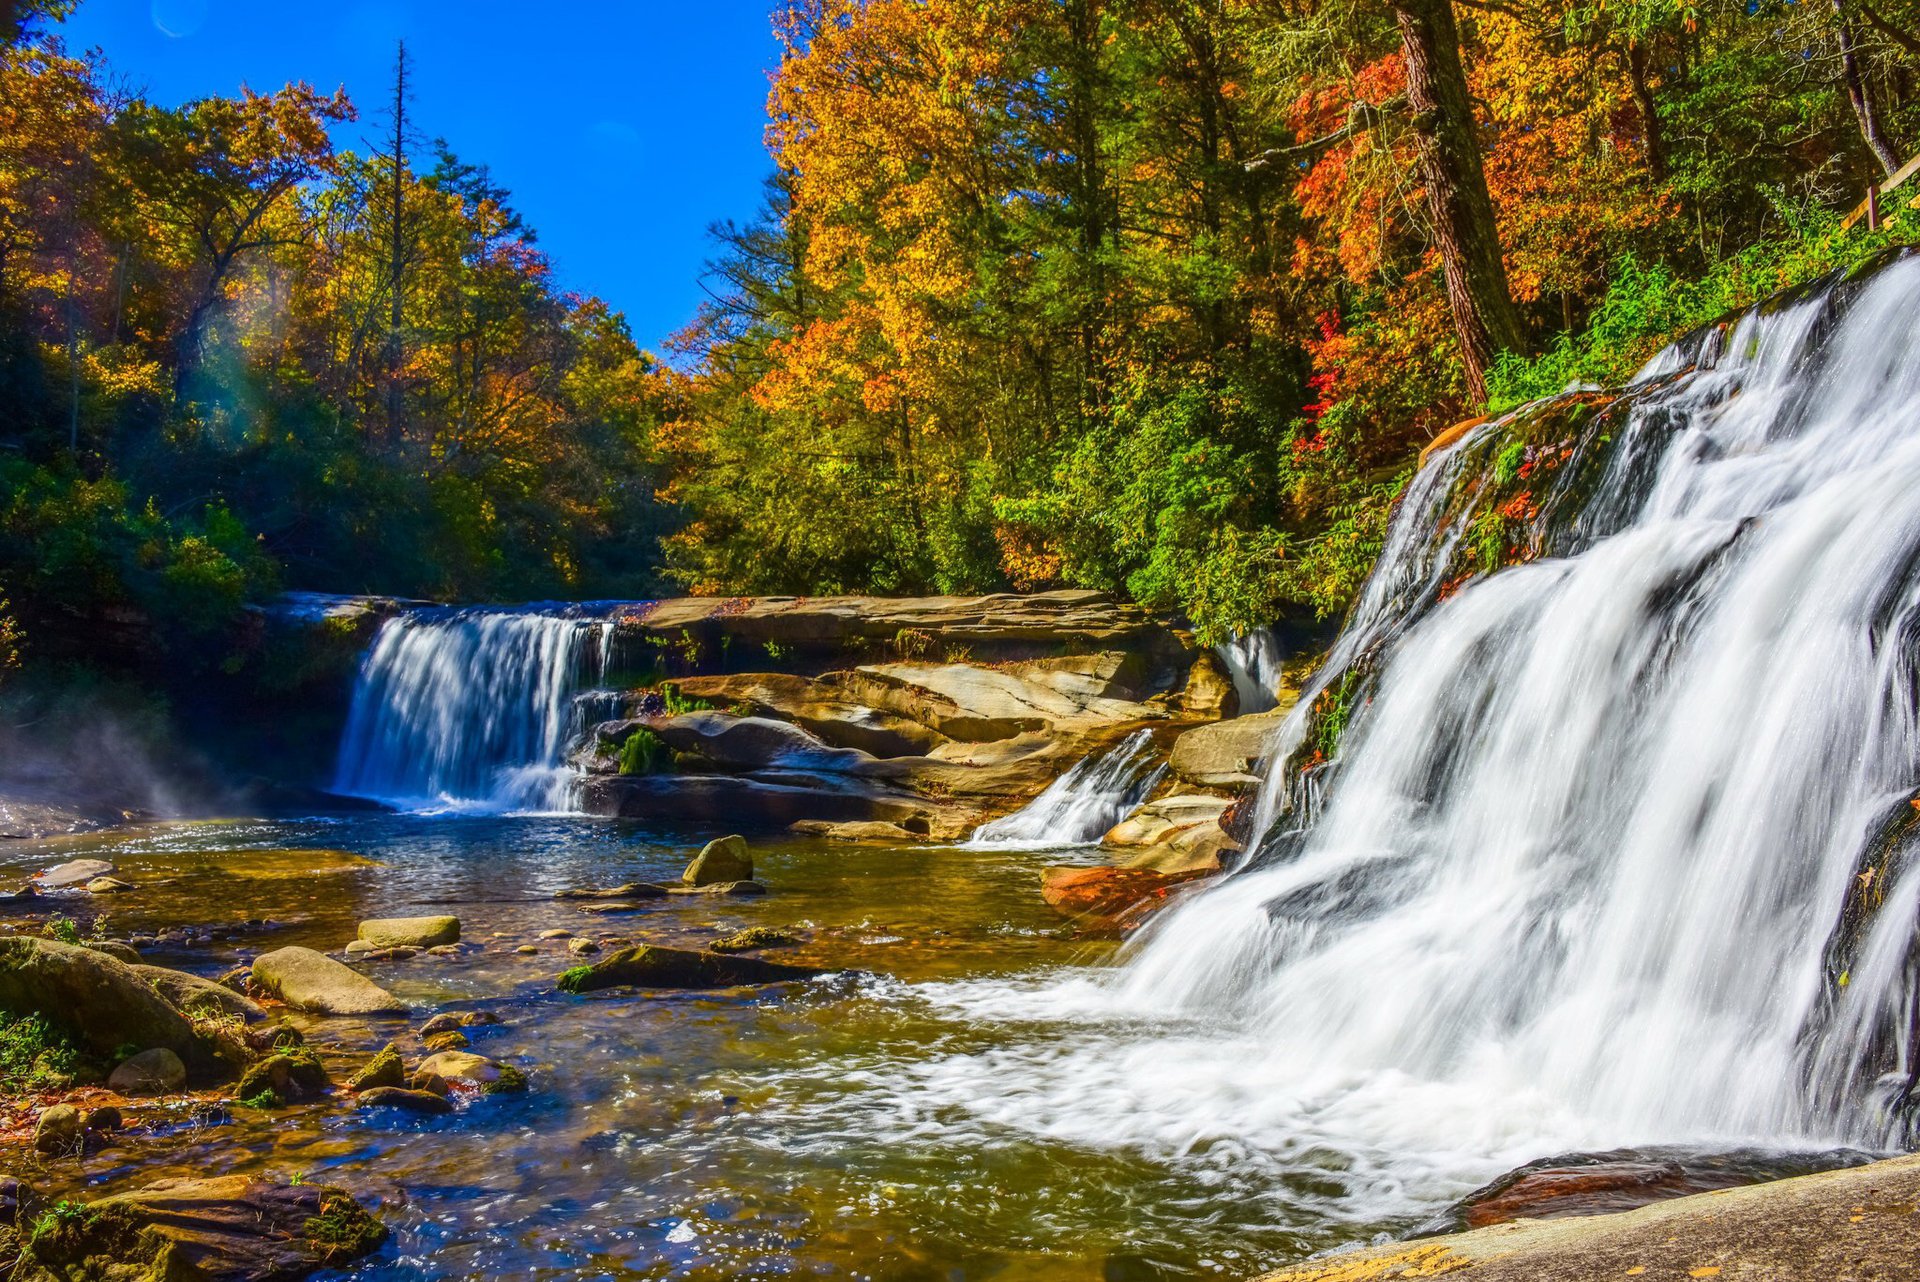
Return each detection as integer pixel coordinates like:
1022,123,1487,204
647,712,878,775
790,819,926,843
132,966,269,1024
35,859,114,889
85,876,134,894
512,945,538,956
108,1047,187,1095
237,1048,330,1102
567,938,599,957
554,882,671,900
537,929,572,940
0,937,210,1072
580,771,938,831
357,1086,454,1115
665,880,767,898
344,940,374,955
710,927,803,954
670,672,949,757
34,1103,82,1154
1103,795,1241,874
424,1030,469,1052
249,947,407,1017
414,1050,527,1095
1173,651,1239,721
357,916,460,949
13,1174,385,1280
559,944,824,993
839,655,1163,743
1166,707,1289,788
345,1045,406,1093
684,834,753,885
82,940,142,965
1039,865,1213,936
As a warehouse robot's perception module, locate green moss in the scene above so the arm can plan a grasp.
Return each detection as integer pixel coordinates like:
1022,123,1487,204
240,1087,282,1109
617,727,669,776
556,965,594,994
480,1064,528,1095
0,1011,79,1094
301,1189,388,1261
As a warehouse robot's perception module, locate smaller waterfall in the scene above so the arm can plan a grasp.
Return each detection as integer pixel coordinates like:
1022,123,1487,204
1215,629,1285,714
333,608,613,813
967,730,1166,849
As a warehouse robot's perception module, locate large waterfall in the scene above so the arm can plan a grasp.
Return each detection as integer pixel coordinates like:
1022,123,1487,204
333,607,614,813
909,253,1920,1226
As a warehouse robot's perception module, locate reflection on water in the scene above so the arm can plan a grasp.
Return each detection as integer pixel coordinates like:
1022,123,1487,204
0,815,1374,1281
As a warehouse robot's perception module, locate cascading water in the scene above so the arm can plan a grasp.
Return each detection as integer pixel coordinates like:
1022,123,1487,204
1216,628,1285,714
333,607,614,813
967,729,1166,849
902,252,1920,1229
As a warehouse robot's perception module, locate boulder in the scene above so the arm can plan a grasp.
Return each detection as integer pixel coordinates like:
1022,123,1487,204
558,944,825,993
579,771,941,832
236,1048,330,1103
107,1047,187,1095
357,1086,454,1115
13,1174,385,1280
34,1103,82,1154
665,880,768,898
647,712,879,775
85,877,135,894
249,947,408,1017
413,1050,527,1095
554,882,671,900
357,916,460,949
670,672,949,757
423,1030,469,1052
1103,795,1242,874
710,927,803,954
133,965,268,1025
1172,651,1239,721
345,1045,406,1093
1166,707,1289,788
83,940,142,965
1039,865,1213,936
838,654,1163,743
419,1010,500,1036
683,835,753,886
34,859,113,890
790,819,927,843
0,937,210,1072
567,938,599,957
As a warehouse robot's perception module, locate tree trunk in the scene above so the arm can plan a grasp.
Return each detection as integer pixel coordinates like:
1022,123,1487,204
1835,0,1903,175
1394,0,1527,403
1626,40,1669,183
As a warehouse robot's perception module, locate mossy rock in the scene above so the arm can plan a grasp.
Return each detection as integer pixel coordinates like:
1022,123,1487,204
345,1044,405,1093
558,944,824,993
236,1048,329,1103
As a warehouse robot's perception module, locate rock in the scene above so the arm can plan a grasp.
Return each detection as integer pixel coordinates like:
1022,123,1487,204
357,916,460,949
108,1047,187,1095
409,1071,451,1098
791,819,926,843
838,654,1163,743
1173,650,1239,720
85,876,134,894
567,937,599,957
1039,865,1213,936
82,940,142,964
537,929,572,940
363,946,417,961
34,859,114,889
344,940,374,955
665,880,769,898
34,1103,83,1154
671,672,950,757
414,1050,527,1095
1254,1151,1920,1282
0,937,211,1073
581,771,939,832
237,1048,330,1103
357,1086,454,1115
426,945,461,957
249,947,407,1017
1102,795,1241,874
558,944,825,993
419,1010,499,1036
512,945,538,956
133,965,269,1024
710,927,803,954
645,712,879,776
554,882,671,900
13,1174,385,1280
1166,708,1289,788
683,834,753,885
422,1030,469,1052
345,1045,406,1093
84,1104,122,1133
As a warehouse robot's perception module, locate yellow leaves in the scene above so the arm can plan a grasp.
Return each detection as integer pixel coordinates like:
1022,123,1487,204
1688,1268,1723,1277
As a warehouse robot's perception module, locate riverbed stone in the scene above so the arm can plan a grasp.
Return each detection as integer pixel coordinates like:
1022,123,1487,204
33,1103,82,1154
84,876,134,894
558,944,824,993
665,879,768,898
108,1047,187,1095
567,937,599,957
34,858,114,889
1039,864,1213,936
415,1050,527,1095
419,1010,500,1035
133,965,270,1025
709,927,803,954
81,940,142,964
345,1044,406,1093
237,1047,330,1102
358,1085,454,1115
357,915,461,949
249,947,407,1017
12,1174,386,1280
683,835,753,885
423,1030,469,1052
555,882,672,899
0,937,211,1072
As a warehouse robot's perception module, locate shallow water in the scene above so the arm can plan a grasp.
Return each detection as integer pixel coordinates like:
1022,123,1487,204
0,815,1401,1281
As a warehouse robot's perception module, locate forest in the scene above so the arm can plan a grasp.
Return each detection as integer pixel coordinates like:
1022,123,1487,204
6,0,1920,676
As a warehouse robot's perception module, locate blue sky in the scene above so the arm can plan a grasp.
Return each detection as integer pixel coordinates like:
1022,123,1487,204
58,1,784,352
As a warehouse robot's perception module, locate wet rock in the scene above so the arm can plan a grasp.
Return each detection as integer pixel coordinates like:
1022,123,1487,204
1102,795,1241,874
426,944,462,957
665,880,768,898
671,671,950,757
0,937,212,1072
13,1174,385,1280
555,882,672,900
357,1086,454,1115
345,1045,406,1093
84,1105,121,1133
1039,865,1212,936
84,876,134,894
133,965,269,1024
414,1050,527,1095
558,944,825,993
1172,650,1239,720
34,1103,82,1154
34,859,114,890
710,927,803,954
1166,708,1289,788
573,900,658,915
790,819,925,843
422,1030,469,1052
343,940,374,955
362,946,418,961
82,940,142,965
249,946,408,1017
237,1048,330,1103
567,937,599,957
418,1010,499,1036
409,1071,451,1098
537,929,572,940
357,915,461,949
513,945,538,956
108,1047,187,1095
683,834,753,886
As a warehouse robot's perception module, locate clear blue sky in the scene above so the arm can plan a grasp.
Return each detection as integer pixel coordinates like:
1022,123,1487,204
57,1,783,353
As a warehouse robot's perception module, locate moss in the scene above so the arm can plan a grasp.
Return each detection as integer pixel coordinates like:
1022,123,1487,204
0,1011,80,1094
710,927,801,954
556,965,594,994
236,1046,329,1102
302,1188,388,1261
240,1088,283,1109
479,1063,528,1095
617,727,670,776
345,1044,405,1093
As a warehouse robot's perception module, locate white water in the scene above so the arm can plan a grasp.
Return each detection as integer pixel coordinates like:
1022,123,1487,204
906,256,1920,1226
333,608,613,813
966,729,1167,849
1216,629,1286,714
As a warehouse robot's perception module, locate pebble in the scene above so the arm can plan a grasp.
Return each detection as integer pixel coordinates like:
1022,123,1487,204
514,945,539,956
427,944,462,957
538,929,572,940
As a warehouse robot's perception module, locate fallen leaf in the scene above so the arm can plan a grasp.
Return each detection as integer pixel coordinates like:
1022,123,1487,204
1689,1270,1723,1278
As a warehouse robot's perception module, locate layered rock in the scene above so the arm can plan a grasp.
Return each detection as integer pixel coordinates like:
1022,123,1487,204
1101,795,1242,874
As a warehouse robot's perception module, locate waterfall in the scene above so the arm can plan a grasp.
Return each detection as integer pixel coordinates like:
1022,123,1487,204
1216,629,1285,714
967,729,1166,848
333,607,614,813
1113,253,1920,1152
